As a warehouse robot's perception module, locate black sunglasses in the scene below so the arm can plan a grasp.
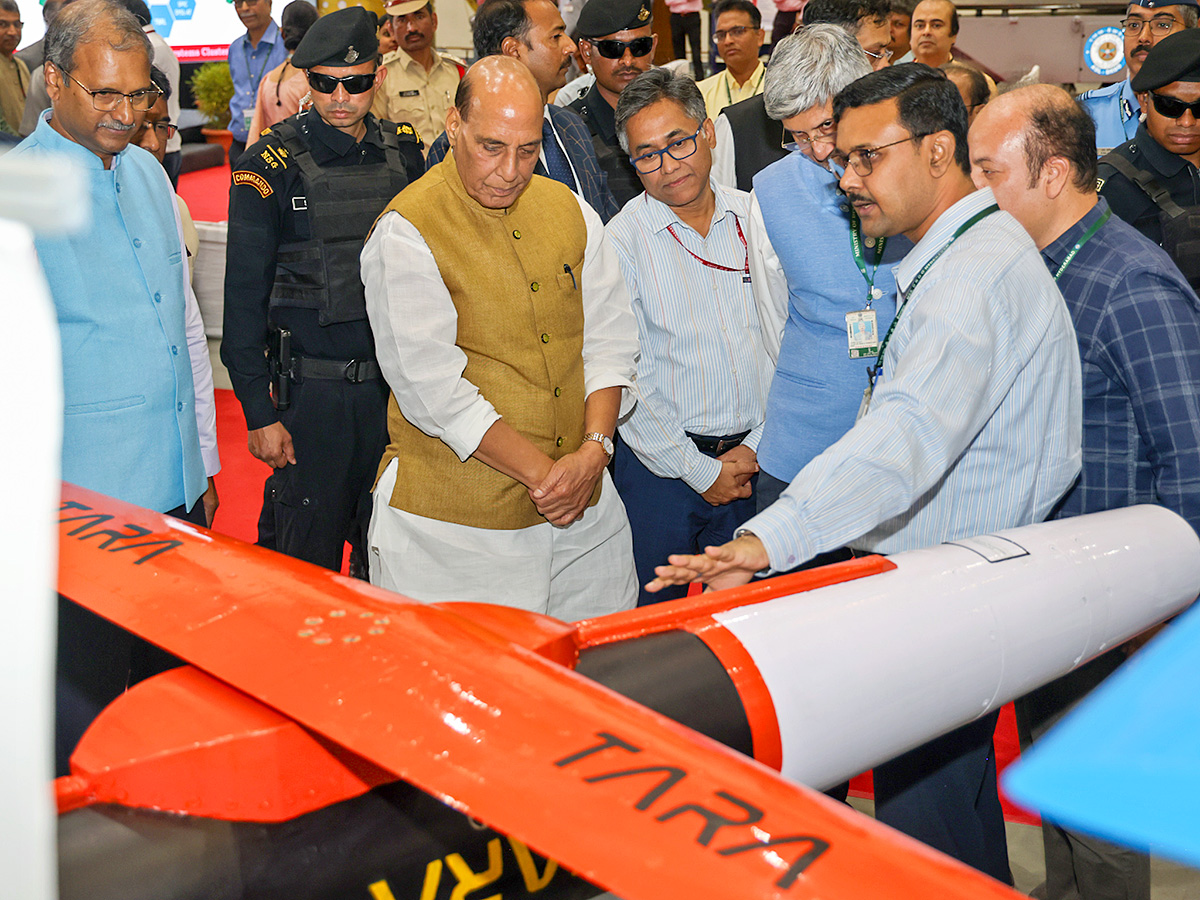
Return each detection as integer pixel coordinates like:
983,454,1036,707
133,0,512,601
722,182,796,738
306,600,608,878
589,36,654,59
1148,91,1200,120
306,70,376,94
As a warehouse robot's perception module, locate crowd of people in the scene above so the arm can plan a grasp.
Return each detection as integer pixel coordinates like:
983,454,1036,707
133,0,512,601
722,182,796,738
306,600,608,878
7,0,1200,894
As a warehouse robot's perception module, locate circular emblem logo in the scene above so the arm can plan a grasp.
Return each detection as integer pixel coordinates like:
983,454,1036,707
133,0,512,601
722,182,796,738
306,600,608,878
1085,27,1126,77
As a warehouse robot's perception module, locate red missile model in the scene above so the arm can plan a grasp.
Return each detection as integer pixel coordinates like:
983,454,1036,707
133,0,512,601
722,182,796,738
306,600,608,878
50,484,1200,900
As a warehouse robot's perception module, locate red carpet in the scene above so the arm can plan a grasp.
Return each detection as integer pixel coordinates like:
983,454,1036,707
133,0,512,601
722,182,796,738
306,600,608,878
179,162,232,223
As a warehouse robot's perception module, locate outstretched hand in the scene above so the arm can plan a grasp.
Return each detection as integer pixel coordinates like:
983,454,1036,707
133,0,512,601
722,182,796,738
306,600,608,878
645,533,770,594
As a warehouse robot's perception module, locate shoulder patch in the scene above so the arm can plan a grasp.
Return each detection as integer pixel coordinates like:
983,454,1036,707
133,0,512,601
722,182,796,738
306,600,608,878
233,170,274,198
396,122,423,145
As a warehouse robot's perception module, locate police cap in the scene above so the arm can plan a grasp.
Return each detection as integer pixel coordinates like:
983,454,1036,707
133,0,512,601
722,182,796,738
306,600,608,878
576,0,653,39
1131,28,1200,91
385,0,429,15
291,6,380,69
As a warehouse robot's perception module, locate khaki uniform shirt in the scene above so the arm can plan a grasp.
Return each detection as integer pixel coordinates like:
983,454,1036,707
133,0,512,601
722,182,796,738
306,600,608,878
0,52,30,135
370,47,461,152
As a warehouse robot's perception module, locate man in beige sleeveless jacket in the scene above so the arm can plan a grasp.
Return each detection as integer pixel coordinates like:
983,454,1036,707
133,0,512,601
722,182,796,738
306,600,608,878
362,57,640,618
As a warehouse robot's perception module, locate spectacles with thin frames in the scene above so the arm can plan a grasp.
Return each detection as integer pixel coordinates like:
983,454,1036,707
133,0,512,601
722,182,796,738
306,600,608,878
863,46,893,61
140,120,179,140
61,69,162,111
1119,15,1180,35
629,125,702,174
781,118,836,151
830,134,924,176
713,24,757,41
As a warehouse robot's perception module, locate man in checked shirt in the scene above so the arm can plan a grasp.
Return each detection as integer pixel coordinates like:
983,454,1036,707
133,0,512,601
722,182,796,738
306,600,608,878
971,83,1200,900
606,68,773,606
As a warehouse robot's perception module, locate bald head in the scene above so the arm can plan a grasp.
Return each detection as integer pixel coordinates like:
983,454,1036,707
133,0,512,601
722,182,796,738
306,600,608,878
910,0,956,65
970,84,1099,248
446,56,546,208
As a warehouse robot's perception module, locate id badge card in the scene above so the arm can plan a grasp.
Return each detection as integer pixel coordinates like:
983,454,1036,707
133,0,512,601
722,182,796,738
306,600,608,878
846,308,880,359
243,109,254,133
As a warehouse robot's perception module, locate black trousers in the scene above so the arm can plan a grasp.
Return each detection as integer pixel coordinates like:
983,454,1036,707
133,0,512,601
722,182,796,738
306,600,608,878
256,373,390,574
670,12,705,80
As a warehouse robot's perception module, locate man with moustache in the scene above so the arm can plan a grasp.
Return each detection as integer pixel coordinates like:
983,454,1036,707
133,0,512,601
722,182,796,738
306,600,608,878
0,0,27,135
371,0,463,151
363,57,639,615
425,0,618,221
11,0,220,770
649,64,1081,880
696,0,766,119
1098,29,1200,290
222,7,424,574
971,82,1200,900
568,0,657,207
1079,0,1197,155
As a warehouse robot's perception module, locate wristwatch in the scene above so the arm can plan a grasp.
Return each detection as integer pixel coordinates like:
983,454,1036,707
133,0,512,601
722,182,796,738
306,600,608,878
582,432,614,460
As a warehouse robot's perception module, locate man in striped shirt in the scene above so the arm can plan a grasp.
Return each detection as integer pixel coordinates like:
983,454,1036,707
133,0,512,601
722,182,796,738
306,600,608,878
607,68,773,606
649,64,1081,880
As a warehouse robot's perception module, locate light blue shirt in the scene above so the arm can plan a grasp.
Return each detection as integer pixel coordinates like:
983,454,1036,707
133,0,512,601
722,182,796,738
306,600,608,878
1079,78,1140,156
606,182,773,492
228,20,286,142
750,151,907,483
12,116,208,512
742,188,1083,570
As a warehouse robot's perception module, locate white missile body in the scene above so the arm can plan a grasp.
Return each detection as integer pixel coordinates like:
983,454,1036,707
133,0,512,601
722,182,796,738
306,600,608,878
715,505,1200,789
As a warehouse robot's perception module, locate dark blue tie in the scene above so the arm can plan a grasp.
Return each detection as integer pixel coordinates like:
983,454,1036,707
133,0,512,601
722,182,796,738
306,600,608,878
541,117,575,189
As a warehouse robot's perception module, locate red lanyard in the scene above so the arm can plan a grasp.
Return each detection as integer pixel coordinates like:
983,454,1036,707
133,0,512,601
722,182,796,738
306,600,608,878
667,217,751,281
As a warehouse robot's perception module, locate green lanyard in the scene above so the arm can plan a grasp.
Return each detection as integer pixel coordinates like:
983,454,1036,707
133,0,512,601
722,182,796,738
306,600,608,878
1053,207,1111,282
724,65,765,106
849,209,887,305
868,204,999,391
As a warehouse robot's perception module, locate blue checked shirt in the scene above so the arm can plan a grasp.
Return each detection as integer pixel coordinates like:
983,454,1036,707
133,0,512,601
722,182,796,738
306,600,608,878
1045,198,1200,536
741,188,1082,571
606,181,773,492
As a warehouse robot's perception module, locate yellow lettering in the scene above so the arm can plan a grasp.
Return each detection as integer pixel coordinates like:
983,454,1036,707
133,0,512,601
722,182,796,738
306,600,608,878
444,838,503,900
420,860,444,900
507,838,558,892
368,880,398,900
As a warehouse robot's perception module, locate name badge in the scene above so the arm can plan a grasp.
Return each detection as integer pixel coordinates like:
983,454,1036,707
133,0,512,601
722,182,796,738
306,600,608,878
398,89,420,97
846,309,880,359
243,110,253,132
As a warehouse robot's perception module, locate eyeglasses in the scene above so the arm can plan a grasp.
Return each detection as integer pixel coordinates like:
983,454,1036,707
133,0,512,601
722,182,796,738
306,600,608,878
62,69,162,111
781,118,836,150
589,36,654,58
830,134,923,176
146,121,178,139
1148,91,1200,120
629,125,702,173
863,46,893,61
713,24,757,41
306,70,377,94
1119,15,1180,34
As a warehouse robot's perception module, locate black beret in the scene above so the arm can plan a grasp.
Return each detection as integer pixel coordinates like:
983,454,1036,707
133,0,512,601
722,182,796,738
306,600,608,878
291,6,380,69
1131,28,1200,91
576,0,653,39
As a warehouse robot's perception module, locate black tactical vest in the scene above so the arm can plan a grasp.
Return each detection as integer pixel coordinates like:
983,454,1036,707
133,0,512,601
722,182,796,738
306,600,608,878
1102,150,1200,292
269,117,413,325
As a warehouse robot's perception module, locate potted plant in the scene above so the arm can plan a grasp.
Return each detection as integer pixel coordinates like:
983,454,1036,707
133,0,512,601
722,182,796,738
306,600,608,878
190,61,234,153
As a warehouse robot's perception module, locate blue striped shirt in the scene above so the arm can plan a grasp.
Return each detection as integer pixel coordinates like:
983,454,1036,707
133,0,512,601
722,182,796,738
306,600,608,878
1046,198,1200,536
742,188,1083,570
607,182,773,491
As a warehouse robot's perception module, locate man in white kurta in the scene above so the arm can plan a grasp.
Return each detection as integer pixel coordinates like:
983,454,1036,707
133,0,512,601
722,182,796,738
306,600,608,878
363,57,639,619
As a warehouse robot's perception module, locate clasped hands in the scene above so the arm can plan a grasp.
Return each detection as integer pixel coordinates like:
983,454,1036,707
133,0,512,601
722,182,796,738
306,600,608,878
529,440,609,526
